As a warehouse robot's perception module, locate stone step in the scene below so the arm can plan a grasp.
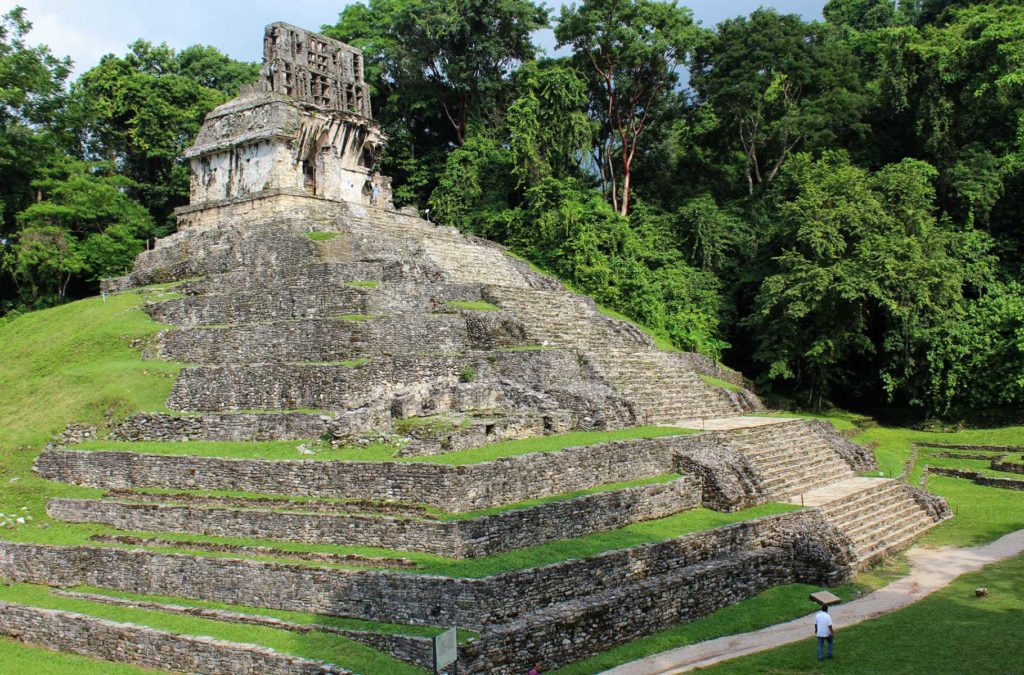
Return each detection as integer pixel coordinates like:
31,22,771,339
851,513,939,566
762,465,856,500
159,314,515,364
819,484,915,526
842,501,932,543
165,349,581,413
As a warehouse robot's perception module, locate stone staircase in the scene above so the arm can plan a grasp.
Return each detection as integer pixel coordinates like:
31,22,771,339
810,478,950,568
717,421,857,499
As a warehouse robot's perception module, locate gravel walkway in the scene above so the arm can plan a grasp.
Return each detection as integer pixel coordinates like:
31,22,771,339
605,528,1024,674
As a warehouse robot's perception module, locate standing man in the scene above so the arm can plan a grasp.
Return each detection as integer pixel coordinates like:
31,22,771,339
814,604,834,660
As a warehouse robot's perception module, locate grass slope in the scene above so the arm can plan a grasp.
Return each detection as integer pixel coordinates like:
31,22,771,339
697,553,1024,674
0,291,178,555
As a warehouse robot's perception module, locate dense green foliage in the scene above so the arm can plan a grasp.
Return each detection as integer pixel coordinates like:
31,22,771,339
3,1,1023,417
0,7,256,315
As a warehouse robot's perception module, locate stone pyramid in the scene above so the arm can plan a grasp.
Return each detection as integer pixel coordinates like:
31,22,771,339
0,23,951,675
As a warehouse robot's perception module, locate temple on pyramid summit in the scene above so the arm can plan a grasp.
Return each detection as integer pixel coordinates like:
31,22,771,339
0,22,953,675
180,22,392,224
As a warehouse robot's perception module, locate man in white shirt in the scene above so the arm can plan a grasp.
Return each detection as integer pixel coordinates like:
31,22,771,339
814,604,835,660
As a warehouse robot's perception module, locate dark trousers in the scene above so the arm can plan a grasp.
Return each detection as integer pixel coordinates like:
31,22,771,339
817,635,834,659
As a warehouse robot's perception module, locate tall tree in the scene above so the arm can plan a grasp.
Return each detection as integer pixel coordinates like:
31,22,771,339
691,10,869,197
556,0,702,215
69,40,256,229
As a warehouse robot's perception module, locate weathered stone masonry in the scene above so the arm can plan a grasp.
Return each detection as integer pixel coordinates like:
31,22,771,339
47,477,700,558
34,436,681,512
0,602,349,675
0,510,853,632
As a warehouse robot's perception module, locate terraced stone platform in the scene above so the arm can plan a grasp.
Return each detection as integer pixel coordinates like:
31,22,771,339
0,23,953,674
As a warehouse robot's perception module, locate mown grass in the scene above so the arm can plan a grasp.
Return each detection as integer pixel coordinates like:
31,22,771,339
1,501,798,578
696,552,1024,674
553,556,909,674
0,583,424,674
73,425,696,464
0,292,180,561
0,636,158,674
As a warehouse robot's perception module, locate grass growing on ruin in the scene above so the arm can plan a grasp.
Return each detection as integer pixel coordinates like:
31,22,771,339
694,552,1024,675
0,637,159,675
304,231,341,241
70,586,473,640
346,280,379,288
72,425,696,464
699,374,744,393
0,583,425,674
444,300,501,311
27,503,798,578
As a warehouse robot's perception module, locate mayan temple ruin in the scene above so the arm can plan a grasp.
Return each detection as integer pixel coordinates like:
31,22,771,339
0,23,953,674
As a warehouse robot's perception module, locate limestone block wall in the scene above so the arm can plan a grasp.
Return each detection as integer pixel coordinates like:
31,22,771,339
0,602,349,674
461,548,788,674
0,511,850,630
110,412,338,443
34,435,681,512
158,313,518,363
46,478,699,558
673,440,768,511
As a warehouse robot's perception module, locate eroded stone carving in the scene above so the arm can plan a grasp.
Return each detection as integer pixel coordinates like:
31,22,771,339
181,22,391,214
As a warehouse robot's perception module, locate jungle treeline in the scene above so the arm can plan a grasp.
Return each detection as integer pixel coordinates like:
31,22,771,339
1,0,1021,418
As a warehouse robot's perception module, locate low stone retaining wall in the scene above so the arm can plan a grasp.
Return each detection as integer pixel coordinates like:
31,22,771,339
53,590,436,670
111,411,338,442
0,601,349,674
34,435,680,512
462,548,789,674
926,466,1024,491
0,510,851,630
47,477,699,558
991,459,1024,475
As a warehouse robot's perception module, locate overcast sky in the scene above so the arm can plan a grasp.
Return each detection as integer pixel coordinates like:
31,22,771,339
3,0,825,75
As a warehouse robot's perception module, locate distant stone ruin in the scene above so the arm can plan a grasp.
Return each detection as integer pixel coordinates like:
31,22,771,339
182,22,390,216
0,22,953,675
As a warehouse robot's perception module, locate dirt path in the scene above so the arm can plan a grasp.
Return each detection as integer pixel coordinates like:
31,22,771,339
604,528,1024,674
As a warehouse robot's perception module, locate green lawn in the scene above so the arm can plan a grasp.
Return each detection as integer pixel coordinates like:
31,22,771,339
552,557,909,674
444,300,501,311
696,553,1024,674
304,231,340,241
72,425,696,464
0,636,159,675
0,583,424,674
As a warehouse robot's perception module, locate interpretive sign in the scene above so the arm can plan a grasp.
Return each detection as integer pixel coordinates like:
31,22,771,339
433,626,458,672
